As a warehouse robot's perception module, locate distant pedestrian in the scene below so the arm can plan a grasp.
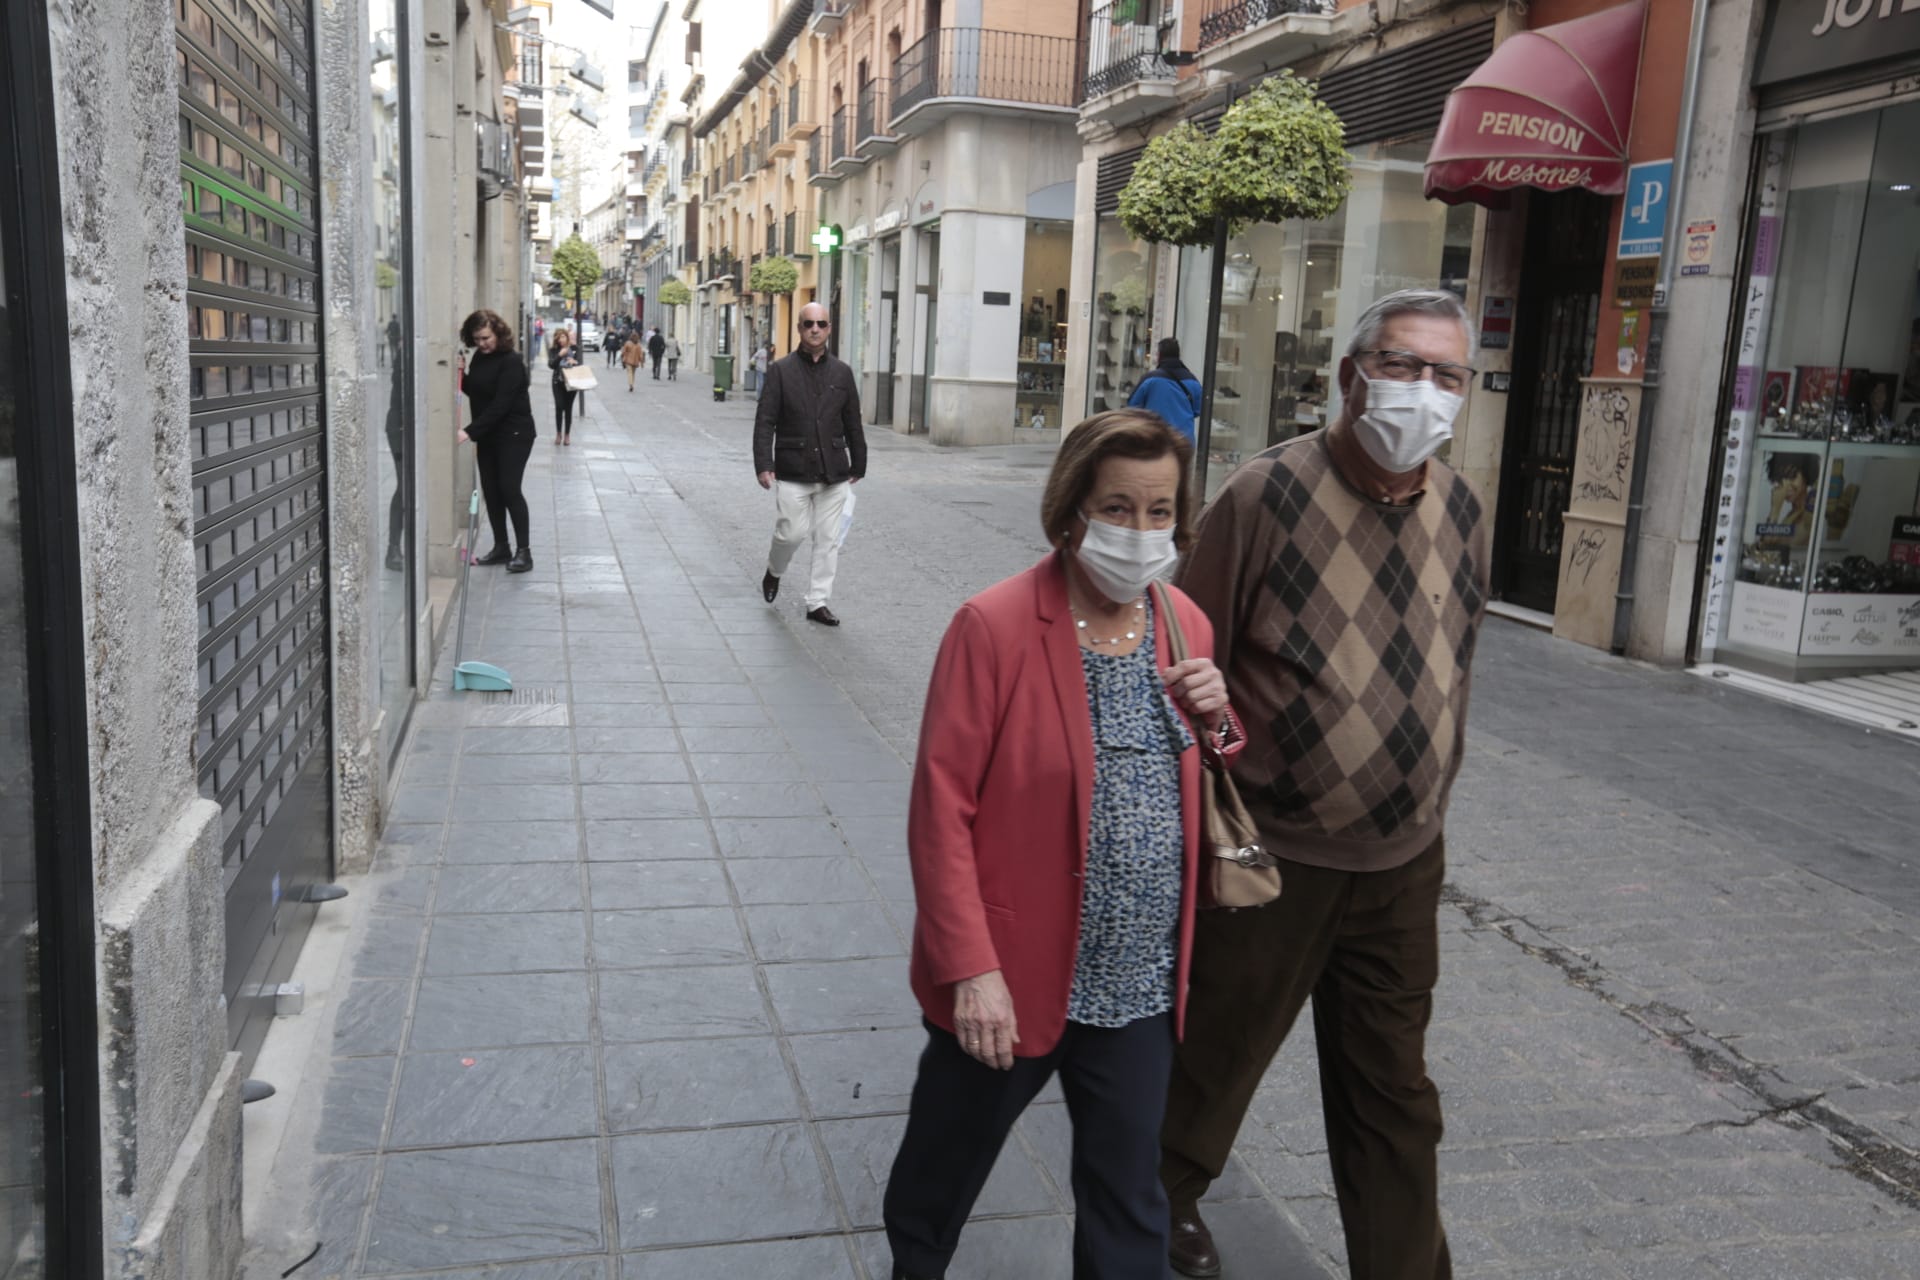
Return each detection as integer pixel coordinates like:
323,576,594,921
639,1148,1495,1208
665,334,682,380
1127,337,1204,447
547,328,582,445
457,309,536,574
605,325,621,368
882,409,1241,1280
748,341,771,398
1159,290,1489,1279
648,327,667,379
621,332,645,391
754,303,863,626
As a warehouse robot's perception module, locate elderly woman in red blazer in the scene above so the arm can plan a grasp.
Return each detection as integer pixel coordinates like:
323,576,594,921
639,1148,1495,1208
883,410,1242,1280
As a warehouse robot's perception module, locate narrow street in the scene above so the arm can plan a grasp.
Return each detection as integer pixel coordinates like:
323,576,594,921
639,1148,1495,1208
241,370,1920,1280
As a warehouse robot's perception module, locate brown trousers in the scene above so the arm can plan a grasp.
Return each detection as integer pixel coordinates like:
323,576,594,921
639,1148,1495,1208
1160,836,1451,1280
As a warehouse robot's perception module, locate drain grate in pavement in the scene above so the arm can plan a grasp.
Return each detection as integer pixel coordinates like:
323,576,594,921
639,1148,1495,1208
483,685,565,705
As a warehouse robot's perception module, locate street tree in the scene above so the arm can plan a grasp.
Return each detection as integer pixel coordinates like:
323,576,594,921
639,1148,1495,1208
551,234,603,328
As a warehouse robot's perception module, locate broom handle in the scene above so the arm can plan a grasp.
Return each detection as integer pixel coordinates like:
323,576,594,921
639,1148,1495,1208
451,354,476,674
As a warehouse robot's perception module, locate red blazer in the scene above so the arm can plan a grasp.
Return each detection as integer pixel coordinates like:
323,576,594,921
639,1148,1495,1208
906,552,1231,1057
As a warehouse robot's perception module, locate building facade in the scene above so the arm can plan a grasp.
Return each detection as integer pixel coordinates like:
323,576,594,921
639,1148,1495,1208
808,0,1081,443
1070,0,1705,653
4,0,529,1269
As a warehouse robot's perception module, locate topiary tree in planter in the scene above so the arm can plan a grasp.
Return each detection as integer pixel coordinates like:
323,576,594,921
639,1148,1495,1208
748,255,799,297
1209,72,1352,226
656,276,691,308
1116,122,1221,248
550,234,604,332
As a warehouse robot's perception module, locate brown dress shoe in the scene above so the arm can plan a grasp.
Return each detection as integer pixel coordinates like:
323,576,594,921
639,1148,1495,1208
1170,1205,1222,1277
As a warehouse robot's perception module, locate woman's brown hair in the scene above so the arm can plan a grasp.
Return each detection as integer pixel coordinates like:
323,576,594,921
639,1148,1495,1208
550,327,573,351
460,309,516,352
1040,409,1197,552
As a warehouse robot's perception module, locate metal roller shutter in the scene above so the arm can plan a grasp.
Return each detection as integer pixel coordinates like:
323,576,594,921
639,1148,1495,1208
1316,18,1495,147
176,0,331,1066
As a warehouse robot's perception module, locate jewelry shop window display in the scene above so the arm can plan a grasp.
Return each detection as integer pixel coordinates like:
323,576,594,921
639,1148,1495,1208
1716,103,1920,673
1017,219,1072,431
1088,216,1156,414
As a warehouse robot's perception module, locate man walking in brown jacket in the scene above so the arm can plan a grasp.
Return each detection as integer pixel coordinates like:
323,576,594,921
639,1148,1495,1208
1161,290,1489,1280
754,302,866,626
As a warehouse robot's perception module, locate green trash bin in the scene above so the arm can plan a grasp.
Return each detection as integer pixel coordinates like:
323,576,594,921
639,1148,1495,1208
712,354,733,402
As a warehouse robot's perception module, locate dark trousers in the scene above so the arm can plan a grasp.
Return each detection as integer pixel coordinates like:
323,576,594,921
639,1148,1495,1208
886,1015,1174,1280
552,384,575,436
1161,837,1450,1280
651,352,663,378
475,428,533,552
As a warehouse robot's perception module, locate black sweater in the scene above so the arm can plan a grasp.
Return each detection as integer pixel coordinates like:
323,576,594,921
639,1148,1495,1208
464,349,536,441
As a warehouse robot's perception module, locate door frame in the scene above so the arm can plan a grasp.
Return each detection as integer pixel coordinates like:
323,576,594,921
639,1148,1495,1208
1,0,105,1271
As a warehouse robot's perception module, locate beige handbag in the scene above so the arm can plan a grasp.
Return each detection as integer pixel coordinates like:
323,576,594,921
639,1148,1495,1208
561,364,598,391
1153,584,1282,910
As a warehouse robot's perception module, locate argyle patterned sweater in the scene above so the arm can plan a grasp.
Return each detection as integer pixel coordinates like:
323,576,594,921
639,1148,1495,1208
1176,431,1490,872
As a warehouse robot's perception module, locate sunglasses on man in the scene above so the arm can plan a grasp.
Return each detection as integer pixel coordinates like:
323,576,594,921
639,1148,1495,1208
800,319,830,330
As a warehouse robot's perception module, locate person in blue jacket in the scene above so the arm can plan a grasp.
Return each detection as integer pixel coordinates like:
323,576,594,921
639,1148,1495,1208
1127,338,1204,446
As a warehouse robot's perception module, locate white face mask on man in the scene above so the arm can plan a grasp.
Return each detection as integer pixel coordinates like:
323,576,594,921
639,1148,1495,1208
1074,512,1179,604
1349,374,1464,472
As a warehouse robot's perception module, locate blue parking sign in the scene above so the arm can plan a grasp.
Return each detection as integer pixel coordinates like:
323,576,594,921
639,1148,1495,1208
1618,159,1672,259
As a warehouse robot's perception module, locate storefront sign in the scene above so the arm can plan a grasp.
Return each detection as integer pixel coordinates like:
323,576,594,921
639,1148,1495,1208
1617,160,1672,258
1891,515,1920,567
1728,581,1805,653
1801,593,1920,656
1614,259,1658,306
1756,0,1920,88
811,224,843,257
1479,295,1513,349
1681,219,1716,277
982,291,1010,306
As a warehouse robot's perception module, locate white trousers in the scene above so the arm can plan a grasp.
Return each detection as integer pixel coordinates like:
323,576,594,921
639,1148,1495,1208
767,479,851,609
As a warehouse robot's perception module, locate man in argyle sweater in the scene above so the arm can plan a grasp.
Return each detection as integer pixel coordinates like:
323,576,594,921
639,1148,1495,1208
1161,290,1489,1280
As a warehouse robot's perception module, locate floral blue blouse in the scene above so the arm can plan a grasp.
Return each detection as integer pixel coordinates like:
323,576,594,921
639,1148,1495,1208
1066,601,1195,1028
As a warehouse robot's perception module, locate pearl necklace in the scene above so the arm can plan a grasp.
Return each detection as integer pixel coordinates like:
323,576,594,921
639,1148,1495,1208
1073,598,1145,646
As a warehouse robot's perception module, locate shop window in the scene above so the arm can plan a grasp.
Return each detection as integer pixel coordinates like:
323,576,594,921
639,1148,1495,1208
1019,218,1072,430
1714,102,1920,672
1087,216,1157,418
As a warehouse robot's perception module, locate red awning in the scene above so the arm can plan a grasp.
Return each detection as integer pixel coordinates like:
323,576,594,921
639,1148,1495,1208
1423,1,1645,207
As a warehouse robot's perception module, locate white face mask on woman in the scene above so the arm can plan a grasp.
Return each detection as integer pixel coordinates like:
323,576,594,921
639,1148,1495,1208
1073,512,1179,604
1350,375,1463,472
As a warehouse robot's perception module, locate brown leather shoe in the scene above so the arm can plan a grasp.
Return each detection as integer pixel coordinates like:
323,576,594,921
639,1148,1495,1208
1170,1205,1222,1277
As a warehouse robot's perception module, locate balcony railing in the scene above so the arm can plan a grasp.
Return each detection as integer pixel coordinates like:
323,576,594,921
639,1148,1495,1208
855,78,893,144
1085,0,1176,100
807,128,836,183
786,79,818,135
830,106,852,165
783,211,796,256
743,141,761,174
892,27,1077,121
1198,0,1333,51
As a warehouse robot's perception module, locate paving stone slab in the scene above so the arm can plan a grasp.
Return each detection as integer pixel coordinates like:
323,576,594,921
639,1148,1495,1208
389,1045,599,1148
608,1124,839,1249
409,972,592,1051
596,964,772,1042
601,1036,801,1132
362,1139,604,1273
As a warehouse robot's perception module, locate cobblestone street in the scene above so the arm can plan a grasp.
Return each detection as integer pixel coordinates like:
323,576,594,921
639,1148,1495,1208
241,370,1920,1280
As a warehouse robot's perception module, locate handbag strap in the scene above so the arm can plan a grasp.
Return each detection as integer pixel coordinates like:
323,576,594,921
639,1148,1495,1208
1152,581,1189,666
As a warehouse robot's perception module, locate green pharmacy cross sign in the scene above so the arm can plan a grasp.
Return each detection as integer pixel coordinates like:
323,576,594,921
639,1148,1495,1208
812,223,843,257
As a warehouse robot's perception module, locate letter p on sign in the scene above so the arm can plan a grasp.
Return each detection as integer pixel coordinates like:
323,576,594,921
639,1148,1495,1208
1617,159,1673,259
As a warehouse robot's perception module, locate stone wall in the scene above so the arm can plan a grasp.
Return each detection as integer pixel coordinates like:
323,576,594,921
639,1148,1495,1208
42,0,243,1271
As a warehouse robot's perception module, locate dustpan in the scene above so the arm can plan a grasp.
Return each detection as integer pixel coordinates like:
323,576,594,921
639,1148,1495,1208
451,397,512,693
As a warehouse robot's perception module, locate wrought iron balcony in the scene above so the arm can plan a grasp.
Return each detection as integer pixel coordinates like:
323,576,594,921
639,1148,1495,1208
828,105,856,170
854,78,897,156
1198,0,1333,52
1085,0,1176,101
892,27,1077,126
807,127,840,185
785,79,819,138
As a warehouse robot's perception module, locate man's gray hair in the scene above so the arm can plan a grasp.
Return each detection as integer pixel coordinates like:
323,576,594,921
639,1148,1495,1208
1347,288,1476,362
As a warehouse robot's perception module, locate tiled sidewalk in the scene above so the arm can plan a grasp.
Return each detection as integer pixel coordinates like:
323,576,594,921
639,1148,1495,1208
240,411,1328,1279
